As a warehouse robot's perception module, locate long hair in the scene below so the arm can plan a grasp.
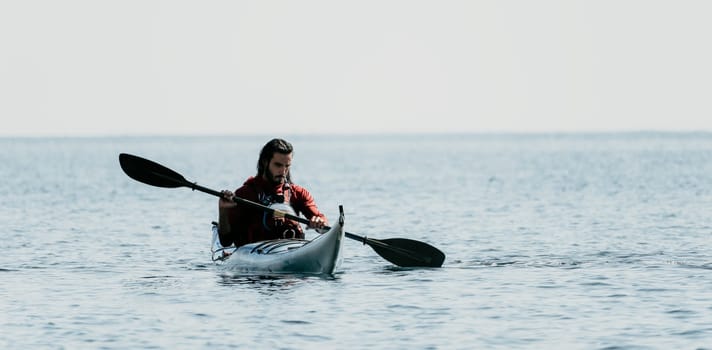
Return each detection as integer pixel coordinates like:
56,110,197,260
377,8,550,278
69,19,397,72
257,138,293,182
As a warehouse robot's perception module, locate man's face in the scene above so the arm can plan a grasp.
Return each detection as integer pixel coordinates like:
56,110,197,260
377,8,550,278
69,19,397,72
265,152,292,184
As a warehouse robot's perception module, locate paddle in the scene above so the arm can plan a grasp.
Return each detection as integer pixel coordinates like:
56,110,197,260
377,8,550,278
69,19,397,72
118,153,445,268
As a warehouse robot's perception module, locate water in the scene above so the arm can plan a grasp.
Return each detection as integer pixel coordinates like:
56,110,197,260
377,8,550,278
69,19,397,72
1,133,711,349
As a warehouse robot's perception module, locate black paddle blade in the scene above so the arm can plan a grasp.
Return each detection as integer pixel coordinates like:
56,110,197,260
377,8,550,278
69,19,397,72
369,238,446,268
119,153,188,188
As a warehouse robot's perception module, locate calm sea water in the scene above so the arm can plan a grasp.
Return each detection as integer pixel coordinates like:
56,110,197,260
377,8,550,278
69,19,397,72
1,133,711,349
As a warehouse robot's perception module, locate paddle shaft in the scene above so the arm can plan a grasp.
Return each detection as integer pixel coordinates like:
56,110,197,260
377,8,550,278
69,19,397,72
156,172,432,263
171,174,423,258
119,153,445,267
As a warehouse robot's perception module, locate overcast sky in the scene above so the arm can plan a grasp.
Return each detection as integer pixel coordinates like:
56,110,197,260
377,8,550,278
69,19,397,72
1,1,710,136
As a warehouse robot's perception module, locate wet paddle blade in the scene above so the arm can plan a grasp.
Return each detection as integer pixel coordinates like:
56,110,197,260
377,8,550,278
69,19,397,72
368,238,446,268
119,153,188,188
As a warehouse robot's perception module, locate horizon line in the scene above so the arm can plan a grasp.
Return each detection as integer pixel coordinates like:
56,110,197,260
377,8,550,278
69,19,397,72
1,129,711,139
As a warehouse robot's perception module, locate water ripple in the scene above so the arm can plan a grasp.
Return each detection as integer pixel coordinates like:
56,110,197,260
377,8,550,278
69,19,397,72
3,134,712,349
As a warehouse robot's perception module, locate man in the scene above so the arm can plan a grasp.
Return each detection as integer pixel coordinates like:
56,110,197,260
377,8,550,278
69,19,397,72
217,138,328,248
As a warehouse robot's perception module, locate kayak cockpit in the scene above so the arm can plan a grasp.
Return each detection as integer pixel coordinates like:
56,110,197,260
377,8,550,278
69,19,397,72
210,208,345,275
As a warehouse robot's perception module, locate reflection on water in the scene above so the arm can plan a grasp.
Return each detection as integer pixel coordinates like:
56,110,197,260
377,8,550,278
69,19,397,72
123,275,182,292
216,272,340,292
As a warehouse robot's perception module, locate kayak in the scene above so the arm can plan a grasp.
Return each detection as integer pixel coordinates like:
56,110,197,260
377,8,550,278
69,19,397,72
210,211,345,275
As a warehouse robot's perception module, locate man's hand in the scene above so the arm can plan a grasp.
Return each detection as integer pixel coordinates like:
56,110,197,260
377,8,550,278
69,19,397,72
219,190,237,209
308,216,328,233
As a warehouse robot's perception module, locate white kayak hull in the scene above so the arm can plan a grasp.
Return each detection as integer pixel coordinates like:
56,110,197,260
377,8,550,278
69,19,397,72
211,214,345,275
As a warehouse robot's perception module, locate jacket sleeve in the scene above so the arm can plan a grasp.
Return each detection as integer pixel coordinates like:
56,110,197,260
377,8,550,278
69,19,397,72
217,204,236,247
293,185,328,224
217,186,253,247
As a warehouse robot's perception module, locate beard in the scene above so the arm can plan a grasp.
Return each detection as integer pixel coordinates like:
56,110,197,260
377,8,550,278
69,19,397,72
266,169,286,184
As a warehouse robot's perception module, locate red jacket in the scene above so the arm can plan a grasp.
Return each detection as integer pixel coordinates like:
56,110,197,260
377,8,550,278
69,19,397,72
218,176,327,247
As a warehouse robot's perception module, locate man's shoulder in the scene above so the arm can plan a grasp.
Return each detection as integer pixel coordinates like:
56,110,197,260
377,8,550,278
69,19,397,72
289,182,306,191
288,183,313,198
235,177,258,195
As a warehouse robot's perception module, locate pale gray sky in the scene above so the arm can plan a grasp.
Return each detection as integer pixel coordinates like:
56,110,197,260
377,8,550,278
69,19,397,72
1,1,710,136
